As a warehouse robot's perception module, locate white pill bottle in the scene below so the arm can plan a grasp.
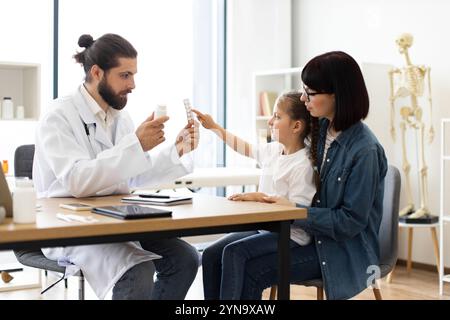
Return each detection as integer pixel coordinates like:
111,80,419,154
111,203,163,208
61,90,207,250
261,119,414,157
155,104,167,119
2,97,14,120
13,179,36,224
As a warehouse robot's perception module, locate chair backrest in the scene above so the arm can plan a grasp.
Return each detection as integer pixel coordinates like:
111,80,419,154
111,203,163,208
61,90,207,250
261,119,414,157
14,144,35,179
378,165,401,277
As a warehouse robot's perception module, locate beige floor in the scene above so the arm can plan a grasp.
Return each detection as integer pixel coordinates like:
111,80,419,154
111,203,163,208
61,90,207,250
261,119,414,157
1,264,450,300
278,265,450,300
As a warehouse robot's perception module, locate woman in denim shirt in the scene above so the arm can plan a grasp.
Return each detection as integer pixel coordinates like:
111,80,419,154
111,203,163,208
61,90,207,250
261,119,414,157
211,51,387,300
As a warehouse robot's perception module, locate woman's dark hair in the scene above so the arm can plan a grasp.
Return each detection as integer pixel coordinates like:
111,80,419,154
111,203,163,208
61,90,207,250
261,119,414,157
73,33,137,82
279,92,320,188
301,51,369,132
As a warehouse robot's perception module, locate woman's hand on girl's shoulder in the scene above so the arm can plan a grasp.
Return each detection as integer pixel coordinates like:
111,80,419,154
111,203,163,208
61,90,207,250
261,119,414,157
262,195,295,207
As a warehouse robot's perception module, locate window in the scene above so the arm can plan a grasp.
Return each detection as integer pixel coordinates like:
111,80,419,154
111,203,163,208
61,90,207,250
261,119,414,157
58,0,223,171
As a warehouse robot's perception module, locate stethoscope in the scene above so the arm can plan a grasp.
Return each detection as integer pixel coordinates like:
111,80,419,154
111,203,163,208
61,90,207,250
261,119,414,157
83,122,96,137
82,121,99,155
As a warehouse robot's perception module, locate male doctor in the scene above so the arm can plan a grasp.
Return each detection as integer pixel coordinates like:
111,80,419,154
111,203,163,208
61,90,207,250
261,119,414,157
33,33,200,300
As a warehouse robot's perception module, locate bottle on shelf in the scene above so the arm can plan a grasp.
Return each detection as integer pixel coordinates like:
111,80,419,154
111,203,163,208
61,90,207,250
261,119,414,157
16,105,25,119
2,97,14,120
2,160,8,174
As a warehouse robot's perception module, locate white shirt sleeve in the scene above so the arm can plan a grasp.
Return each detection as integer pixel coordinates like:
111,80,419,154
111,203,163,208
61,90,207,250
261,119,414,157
34,107,190,198
252,142,281,168
34,109,152,198
286,161,316,206
252,143,283,194
129,143,192,189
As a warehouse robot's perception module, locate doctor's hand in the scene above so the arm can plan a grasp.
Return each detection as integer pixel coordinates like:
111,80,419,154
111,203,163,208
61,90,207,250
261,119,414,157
136,112,169,152
175,120,200,157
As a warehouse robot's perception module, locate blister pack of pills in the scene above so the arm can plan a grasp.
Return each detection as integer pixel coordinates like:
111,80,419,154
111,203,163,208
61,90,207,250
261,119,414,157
183,99,193,121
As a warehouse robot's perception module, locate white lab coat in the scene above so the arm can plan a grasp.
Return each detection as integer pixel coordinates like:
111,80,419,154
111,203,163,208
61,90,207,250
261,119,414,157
33,86,193,299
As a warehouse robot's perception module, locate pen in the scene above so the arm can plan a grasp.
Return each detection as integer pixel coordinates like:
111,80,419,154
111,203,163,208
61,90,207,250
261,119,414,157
139,194,170,199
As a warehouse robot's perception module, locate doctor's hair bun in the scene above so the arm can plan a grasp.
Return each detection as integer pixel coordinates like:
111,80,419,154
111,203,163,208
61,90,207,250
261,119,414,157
78,34,94,49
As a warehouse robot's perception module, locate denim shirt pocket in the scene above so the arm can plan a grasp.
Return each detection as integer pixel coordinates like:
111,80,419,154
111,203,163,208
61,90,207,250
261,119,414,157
324,167,351,206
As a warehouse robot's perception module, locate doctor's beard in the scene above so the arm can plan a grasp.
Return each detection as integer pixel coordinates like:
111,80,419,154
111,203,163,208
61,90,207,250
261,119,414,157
98,77,130,110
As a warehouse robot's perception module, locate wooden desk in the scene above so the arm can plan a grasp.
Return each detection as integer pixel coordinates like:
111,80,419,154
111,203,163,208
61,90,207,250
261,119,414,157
0,194,306,300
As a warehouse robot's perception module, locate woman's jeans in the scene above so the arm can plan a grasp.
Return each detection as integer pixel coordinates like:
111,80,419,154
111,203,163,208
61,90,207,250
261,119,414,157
112,237,200,300
202,231,322,300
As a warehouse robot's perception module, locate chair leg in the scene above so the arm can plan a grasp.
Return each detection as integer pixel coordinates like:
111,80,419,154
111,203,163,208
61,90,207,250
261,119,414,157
79,274,85,300
386,269,394,284
317,287,324,300
407,228,413,273
64,278,68,289
269,285,277,300
270,284,324,300
373,288,382,300
45,270,48,277
430,227,440,274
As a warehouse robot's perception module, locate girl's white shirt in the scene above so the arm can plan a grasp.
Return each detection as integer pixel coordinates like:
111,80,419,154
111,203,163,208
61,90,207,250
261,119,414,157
252,141,316,245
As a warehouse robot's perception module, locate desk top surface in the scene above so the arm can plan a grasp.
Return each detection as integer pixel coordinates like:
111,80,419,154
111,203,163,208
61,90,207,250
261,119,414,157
154,167,262,189
0,194,306,244
180,167,261,178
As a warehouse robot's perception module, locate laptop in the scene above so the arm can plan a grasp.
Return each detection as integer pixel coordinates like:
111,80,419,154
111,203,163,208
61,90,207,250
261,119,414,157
0,170,12,217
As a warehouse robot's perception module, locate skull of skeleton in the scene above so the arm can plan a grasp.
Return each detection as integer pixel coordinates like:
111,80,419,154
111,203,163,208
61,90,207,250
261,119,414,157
396,33,413,53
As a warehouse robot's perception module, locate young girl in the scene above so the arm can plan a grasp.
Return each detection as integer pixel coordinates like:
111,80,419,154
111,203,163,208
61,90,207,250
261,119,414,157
192,92,319,299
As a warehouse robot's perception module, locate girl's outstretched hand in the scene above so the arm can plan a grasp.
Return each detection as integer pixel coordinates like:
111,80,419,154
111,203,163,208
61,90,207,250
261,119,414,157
192,109,219,130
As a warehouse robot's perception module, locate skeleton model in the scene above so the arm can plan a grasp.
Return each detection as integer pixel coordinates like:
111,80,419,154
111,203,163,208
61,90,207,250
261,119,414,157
389,33,435,219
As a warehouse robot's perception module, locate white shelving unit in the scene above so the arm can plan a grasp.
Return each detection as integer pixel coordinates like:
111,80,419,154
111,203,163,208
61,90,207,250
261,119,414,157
252,67,301,145
0,61,41,120
440,118,450,295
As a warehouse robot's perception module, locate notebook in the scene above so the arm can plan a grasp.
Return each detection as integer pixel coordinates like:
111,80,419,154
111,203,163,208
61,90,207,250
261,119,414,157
121,195,193,206
92,205,172,220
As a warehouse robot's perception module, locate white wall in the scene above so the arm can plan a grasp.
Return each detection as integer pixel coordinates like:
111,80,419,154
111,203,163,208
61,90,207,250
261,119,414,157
293,0,450,267
0,0,53,172
225,0,291,191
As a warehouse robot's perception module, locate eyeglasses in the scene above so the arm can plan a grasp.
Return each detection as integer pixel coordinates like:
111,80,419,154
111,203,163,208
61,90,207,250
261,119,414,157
301,85,331,102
